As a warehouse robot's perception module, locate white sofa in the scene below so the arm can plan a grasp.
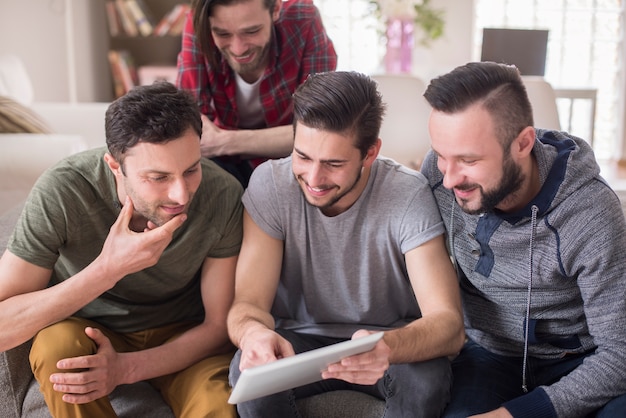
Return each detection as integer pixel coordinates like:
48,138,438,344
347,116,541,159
0,103,109,216
0,53,110,214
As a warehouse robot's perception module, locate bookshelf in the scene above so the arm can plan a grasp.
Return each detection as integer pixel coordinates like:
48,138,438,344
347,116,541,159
105,0,190,97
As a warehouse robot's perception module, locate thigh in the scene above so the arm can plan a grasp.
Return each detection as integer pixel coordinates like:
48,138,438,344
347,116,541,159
443,339,524,418
29,317,126,418
382,357,452,418
154,351,236,418
30,317,128,372
594,393,626,418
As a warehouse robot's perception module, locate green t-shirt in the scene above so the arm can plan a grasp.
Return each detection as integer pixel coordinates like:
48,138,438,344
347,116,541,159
8,147,243,332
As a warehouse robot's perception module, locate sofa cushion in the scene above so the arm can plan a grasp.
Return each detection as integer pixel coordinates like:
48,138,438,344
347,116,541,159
21,379,175,418
0,134,88,213
0,96,51,134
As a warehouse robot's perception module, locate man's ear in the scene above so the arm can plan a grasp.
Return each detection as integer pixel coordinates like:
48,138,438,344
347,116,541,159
514,126,536,158
271,0,282,21
103,153,122,176
363,138,382,167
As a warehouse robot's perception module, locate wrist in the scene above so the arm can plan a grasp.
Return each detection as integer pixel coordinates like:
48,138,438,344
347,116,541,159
237,321,271,350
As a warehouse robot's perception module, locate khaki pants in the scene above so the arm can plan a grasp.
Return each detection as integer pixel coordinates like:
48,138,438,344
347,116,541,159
29,317,236,418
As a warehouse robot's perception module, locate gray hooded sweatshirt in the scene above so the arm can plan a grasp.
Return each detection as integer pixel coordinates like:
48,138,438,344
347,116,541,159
422,130,626,417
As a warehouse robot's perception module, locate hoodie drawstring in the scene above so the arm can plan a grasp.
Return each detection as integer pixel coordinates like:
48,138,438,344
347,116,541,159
522,205,539,393
448,198,458,275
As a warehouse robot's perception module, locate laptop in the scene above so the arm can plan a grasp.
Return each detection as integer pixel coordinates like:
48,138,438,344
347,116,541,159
481,28,549,76
228,331,384,404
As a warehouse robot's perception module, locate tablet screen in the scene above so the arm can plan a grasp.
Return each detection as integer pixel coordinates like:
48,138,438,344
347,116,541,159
228,331,384,404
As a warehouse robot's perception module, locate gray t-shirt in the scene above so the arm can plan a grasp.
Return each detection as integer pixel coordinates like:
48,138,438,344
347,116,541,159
9,147,243,332
243,156,444,338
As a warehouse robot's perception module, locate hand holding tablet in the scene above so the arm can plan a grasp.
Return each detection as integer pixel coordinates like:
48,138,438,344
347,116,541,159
228,331,384,404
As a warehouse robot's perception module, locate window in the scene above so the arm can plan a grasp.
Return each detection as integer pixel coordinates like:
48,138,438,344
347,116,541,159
314,0,384,74
474,0,623,159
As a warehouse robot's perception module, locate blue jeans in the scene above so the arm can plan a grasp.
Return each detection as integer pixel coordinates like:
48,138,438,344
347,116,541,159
443,339,626,417
229,329,452,418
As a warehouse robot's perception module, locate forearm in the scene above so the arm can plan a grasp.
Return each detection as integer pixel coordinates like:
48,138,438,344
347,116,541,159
220,125,294,159
0,260,121,351
227,301,276,348
119,320,233,384
540,346,626,417
384,309,464,364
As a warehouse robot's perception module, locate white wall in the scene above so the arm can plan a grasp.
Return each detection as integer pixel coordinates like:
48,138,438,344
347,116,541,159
0,0,111,102
412,0,475,82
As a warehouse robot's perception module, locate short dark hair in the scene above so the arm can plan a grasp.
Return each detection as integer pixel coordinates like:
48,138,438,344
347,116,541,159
105,82,202,163
292,71,385,157
192,0,278,68
423,61,534,149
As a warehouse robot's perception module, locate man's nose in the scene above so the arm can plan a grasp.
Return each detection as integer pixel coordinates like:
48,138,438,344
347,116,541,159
441,161,462,190
230,35,248,56
307,163,325,187
168,177,189,204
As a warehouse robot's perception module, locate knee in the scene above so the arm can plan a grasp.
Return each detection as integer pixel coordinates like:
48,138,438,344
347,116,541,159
388,357,452,404
596,393,626,418
29,318,97,372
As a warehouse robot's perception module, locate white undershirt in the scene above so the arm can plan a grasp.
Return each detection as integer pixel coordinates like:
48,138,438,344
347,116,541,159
234,73,265,129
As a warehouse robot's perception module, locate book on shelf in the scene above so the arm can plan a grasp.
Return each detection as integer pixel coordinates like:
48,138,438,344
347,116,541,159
105,1,121,36
108,50,139,98
154,4,191,36
125,0,154,36
114,0,138,36
107,50,125,98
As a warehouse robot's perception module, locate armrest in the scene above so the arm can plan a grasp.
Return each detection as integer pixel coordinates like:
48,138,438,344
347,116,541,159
0,134,88,207
30,102,109,149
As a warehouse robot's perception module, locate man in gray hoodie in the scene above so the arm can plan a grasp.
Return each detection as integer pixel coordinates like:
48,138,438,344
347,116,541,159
421,61,626,418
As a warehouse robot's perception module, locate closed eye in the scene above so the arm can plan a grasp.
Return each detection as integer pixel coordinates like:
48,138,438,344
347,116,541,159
461,159,478,165
184,167,200,176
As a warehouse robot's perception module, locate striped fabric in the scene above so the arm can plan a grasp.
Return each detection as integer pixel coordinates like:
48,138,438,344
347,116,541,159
0,96,51,134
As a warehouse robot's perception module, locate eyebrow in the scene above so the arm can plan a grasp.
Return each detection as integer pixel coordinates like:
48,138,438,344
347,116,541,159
211,23,263,34
432,146,481,160
139,159,202,176
293,147,349,164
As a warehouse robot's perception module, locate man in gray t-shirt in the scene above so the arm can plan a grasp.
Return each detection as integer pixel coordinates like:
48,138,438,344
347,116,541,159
227,71,464,417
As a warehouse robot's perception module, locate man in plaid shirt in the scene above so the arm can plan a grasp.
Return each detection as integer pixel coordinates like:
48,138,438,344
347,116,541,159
177,0,337,186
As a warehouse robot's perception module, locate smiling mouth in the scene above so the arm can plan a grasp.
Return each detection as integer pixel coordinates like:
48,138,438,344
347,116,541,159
305,183,334,197
161,205,185,215
453,187,477,199
231,51,254,64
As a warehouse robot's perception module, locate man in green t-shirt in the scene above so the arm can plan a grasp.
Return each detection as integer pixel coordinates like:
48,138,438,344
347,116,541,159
0,83,243,417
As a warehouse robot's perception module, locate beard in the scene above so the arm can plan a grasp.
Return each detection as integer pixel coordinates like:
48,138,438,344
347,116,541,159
457,155,524,215
224,42,270,81
124,184,193,229
298,167,363,213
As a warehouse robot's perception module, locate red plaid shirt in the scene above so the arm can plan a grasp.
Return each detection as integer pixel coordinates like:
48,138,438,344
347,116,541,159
176,0,337,131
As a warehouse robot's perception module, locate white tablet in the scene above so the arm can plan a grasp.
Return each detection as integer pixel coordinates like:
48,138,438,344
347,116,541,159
228,331,384,404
